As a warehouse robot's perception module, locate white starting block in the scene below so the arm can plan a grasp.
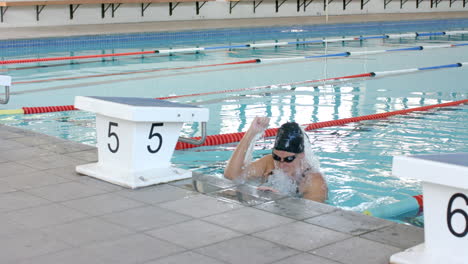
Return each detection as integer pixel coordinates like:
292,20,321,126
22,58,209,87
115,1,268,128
390,153,468,264
0,75,11,104
75,96,209,188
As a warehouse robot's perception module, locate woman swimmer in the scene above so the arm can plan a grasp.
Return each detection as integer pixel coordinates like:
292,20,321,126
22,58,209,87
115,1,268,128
224,117,328,203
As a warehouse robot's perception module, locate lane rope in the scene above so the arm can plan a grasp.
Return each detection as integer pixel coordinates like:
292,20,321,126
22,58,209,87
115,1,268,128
11,42,468,85
2,61,468,115
363,195,424,218
1,30,467,65
175,100,467,150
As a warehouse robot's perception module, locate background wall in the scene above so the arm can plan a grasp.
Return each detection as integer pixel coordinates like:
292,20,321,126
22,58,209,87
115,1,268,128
0,0,466,28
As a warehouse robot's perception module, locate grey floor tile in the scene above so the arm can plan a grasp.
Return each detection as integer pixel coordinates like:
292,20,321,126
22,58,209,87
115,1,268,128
0,218,30,236
304,209,394,235
159,194,244,218
44,165,84,180
16,154,81,170
41,217,134,246
11,134,64,147
0,178,18,193
0,138,28,151
37,141,96,154
25,181,109,202
0,162,38,178
0,130,24,139
0,229,72,263
195,235,299,264
4,203,88,229
61,193,145,216
0,146,55,161
146,219,242,249
100,205,192,232
312,237,401,264
253,221,351,251
145,251,225,264
0,170,70,190
203,207,294,234
17,248,108,264
0,191,50,213
75,175,125,192
116,184,197,204
360,223,424,249
271,252,343,264
80,234,185,264
65,149,98,162
254,197,337,220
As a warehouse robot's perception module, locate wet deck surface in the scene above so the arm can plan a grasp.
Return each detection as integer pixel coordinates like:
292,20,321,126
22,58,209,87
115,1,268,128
0,124,423,264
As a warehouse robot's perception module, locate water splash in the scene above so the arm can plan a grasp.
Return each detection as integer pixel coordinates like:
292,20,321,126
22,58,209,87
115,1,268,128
263,169,299,196
236,128,266,184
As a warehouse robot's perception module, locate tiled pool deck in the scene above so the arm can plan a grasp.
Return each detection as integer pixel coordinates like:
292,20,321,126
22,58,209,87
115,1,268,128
0,124,423,264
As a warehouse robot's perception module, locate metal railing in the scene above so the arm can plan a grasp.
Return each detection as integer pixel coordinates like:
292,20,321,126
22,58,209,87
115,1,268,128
0,75,11,104
178,122,207,145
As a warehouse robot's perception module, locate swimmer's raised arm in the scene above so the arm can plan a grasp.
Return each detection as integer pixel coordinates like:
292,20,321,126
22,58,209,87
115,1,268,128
224,117,270,180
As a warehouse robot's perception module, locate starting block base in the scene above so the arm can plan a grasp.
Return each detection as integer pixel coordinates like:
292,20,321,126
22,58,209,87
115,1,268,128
76,163,192,189
391,243,465,264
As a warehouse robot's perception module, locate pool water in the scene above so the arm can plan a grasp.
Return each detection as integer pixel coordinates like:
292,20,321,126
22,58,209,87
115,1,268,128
1,19,468,226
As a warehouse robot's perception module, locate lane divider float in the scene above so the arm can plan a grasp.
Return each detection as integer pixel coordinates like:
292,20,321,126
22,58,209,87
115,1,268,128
175,99,467,150
1,30,467,66
1,61,467,115
363,195,424,218
11,42,468,85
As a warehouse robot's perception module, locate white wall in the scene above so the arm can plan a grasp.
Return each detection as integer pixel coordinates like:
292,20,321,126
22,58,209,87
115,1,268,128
0,0,466,28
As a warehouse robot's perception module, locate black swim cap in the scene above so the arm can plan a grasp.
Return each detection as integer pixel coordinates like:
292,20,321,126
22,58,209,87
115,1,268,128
273,122,304,153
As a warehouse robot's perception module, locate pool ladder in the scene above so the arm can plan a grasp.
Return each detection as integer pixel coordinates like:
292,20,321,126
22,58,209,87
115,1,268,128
0,75,11,104
178,122,207,145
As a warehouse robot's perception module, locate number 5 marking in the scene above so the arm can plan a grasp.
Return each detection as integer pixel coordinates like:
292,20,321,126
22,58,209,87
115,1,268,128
147,123,163,153
108,122,119,153
447,193,468,238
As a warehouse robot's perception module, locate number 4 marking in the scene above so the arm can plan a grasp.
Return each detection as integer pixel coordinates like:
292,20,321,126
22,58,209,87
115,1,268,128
148,123,163,153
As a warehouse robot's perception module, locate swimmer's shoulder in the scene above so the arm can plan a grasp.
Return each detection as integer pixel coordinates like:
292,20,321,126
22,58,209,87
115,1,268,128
252,154,274,177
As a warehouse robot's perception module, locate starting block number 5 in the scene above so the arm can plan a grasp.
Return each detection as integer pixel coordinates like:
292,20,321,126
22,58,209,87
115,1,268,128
447,193,468,238
107,122,164,154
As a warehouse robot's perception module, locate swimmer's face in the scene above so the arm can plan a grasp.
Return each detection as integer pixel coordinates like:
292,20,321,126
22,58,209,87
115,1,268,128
272,149,304,175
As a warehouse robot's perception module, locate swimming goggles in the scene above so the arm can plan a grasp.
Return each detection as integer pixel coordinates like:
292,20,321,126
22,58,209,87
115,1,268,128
272,152,297,163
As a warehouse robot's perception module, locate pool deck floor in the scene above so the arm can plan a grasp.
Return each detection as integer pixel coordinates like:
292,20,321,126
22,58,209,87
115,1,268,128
0,123,424,264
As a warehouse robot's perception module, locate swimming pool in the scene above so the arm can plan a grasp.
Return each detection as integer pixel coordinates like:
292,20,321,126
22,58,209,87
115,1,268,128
1,19,468,226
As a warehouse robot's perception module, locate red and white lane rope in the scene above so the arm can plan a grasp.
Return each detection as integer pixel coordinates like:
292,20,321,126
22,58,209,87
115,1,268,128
12,42,468,85
1,61,467,115
175,100,468,150
1,30,466,65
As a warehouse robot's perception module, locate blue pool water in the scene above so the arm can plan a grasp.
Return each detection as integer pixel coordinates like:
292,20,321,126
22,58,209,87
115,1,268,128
1,19,468,226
